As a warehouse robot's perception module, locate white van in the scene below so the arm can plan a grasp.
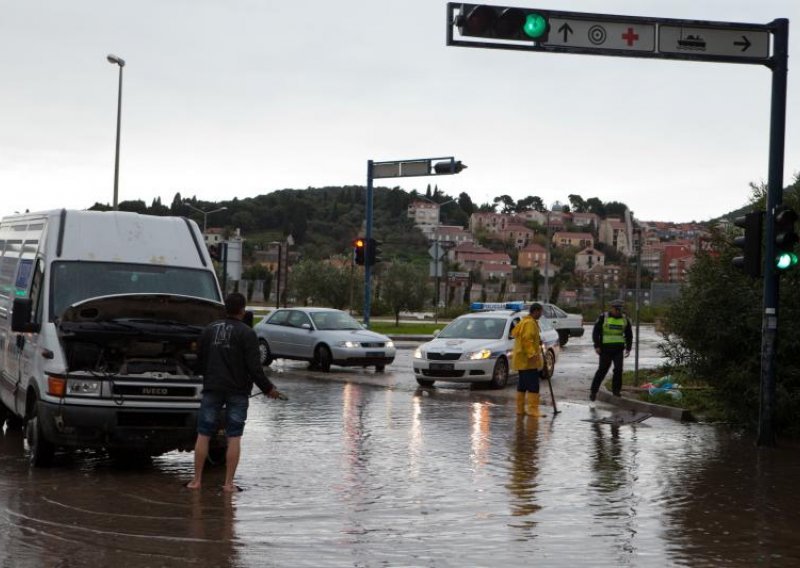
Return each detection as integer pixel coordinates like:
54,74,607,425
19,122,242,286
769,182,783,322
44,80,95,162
0,209,226,466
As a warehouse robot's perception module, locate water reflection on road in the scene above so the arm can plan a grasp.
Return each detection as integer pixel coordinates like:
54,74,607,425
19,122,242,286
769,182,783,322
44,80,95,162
1,332,800,566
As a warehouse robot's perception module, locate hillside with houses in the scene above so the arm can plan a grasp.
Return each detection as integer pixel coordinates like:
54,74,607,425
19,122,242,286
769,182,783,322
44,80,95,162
408,197,715,308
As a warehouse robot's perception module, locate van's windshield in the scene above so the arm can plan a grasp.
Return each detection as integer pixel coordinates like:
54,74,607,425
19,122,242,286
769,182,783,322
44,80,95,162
50,261,220,319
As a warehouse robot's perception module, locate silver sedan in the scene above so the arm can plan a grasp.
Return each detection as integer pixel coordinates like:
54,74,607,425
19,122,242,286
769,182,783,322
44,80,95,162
254,307,396,372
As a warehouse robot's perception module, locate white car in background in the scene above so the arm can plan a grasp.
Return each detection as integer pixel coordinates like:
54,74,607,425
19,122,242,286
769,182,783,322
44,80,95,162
254,308,395,372
412,306,560,389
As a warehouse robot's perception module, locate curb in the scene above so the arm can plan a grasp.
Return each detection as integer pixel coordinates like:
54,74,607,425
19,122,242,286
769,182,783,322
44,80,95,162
598,387,694,422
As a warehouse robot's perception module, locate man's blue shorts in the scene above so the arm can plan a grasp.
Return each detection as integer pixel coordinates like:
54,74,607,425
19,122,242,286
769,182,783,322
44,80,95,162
517,368,541,393
197,390,249,438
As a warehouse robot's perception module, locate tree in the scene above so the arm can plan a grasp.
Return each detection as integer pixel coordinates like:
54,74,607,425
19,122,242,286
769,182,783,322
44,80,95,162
493,195,516,214
458,192,476,216
517,195,545,213
585,197,606,218
568,194,587,213
380,262,429,326
661,176,800,436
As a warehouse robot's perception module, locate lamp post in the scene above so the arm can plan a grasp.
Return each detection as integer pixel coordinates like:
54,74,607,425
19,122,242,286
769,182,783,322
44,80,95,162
106,54,125,210
184,203,227,232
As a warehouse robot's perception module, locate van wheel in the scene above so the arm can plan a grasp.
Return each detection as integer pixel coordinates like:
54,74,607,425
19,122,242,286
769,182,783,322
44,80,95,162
489,358,509,389
258,340,273,366
314,345,332,373
416,378,435,387
26,404,55,467
207,444,228,466
6,414,24,432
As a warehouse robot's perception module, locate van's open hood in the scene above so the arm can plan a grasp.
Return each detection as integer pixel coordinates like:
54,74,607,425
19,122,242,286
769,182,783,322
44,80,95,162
59,293,225,326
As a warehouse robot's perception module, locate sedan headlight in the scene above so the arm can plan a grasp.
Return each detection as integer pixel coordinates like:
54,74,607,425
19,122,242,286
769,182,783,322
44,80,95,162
385,340,395,349
413,348,423,359
66,378,102,397
467,349,492,360
338,341,360,349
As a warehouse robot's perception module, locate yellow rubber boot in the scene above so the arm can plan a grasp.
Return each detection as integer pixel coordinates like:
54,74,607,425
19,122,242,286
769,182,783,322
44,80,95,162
525,392,542,417
515,392,526,415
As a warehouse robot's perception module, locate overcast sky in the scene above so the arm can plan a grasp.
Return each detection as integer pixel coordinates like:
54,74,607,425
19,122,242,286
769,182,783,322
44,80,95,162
2,0,797,223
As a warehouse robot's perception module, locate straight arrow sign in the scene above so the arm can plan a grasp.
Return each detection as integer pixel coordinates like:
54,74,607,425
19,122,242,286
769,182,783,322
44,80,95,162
558,22,573,42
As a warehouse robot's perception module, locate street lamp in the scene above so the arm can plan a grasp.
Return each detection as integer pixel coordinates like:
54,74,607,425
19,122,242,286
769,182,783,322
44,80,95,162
184,203,227,232
106,54,125,210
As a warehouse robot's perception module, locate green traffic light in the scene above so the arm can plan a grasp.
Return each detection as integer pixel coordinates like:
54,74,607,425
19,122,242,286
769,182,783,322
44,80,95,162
776,251,798,270
522,13,547,39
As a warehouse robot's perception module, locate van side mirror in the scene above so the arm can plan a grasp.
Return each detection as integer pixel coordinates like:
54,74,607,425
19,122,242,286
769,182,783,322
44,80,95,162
12,297,40,333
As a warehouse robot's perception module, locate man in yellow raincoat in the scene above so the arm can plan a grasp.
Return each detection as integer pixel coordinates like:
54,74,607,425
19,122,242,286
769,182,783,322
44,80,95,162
511,303,544,417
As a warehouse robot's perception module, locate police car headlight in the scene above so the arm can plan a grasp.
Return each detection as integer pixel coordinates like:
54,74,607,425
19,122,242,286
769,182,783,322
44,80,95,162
66,378,101,396
413,348,423,359
467,349,492,360
338,341,360,348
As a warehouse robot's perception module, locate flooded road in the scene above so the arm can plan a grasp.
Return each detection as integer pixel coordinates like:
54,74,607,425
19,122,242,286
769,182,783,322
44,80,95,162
2,326,800,567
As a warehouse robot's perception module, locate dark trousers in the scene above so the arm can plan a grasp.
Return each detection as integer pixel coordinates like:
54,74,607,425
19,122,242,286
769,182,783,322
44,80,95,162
590,348,624,396
517,369,540,393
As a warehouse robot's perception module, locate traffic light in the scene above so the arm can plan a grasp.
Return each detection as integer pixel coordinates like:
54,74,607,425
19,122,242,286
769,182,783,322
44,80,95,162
456,5,550,42
433,160,467,175
774,205,799,271
732,211,763,278
366,238,382,266
353,238,366,266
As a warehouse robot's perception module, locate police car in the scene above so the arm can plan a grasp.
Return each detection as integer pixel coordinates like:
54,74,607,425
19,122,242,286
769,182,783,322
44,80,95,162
412,302,560,389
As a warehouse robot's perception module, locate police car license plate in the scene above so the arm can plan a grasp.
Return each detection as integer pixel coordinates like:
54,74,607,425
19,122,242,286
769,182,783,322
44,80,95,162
429,363,454,371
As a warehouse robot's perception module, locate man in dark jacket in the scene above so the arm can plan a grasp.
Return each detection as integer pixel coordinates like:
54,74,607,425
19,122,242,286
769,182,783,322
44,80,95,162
589,299,633,402
187,292,282,492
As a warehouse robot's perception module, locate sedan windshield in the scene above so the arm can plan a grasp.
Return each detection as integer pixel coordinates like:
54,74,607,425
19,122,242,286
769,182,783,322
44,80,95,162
438,317,506,340
310,311,363,330
51,261,220,319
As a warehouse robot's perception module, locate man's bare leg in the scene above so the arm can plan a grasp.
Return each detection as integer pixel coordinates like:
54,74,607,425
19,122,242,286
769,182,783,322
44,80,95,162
187,434,210,490
222,436,242,492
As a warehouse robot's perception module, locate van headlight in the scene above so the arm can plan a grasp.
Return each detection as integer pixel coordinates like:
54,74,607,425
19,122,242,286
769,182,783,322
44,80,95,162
66,378,101,396
467,349,492,360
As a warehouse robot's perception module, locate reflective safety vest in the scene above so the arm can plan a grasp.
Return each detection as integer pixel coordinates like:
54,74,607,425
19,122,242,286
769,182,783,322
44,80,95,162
602,314,628,345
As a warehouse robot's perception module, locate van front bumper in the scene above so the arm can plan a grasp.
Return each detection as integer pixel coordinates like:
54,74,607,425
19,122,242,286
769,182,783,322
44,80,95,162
37,400,200,454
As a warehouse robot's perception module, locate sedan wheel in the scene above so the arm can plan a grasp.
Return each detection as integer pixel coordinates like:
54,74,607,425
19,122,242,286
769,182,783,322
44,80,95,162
258,340,273,366
416,378,435,388
314,345,333,373
489,358,509,389
541,349,556,380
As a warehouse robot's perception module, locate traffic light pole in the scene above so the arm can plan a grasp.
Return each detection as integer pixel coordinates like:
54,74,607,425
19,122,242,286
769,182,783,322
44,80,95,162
757,18,788,447
362,156,466,327
364,161,375,327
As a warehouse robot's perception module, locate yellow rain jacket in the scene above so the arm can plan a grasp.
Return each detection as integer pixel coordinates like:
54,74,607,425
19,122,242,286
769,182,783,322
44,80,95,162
511,315,543,371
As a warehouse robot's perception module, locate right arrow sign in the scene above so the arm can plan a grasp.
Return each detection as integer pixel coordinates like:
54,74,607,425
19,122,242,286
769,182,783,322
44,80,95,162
658,25,770,61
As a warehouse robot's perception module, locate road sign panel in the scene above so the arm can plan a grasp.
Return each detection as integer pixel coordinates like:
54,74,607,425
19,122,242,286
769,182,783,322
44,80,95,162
429,261,443,277
372,160,432,179
659,25,770,60
428,242,445,259
545,18,655,52
447,4,774,65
